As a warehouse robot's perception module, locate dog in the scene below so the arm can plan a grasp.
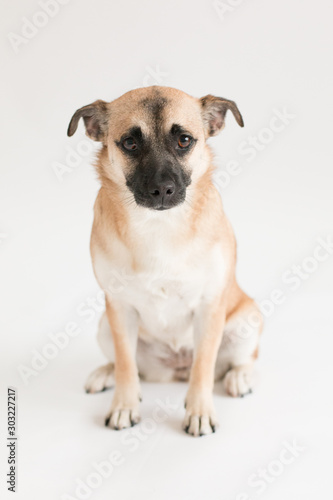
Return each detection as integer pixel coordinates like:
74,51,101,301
67,86,263,437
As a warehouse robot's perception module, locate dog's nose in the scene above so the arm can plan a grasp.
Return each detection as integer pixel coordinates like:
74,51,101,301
148,179,176,201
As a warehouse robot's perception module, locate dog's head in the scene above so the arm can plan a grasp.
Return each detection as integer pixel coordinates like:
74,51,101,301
68,87,243,211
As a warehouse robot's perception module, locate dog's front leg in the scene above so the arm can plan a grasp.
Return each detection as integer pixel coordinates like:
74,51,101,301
184,297,226,437
104,298,141,430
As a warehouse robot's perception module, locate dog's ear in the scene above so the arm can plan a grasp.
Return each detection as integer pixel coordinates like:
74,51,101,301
200,95,244,137
67,100,109,141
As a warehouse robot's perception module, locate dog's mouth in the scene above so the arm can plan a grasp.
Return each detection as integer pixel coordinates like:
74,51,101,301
155,206,170,211
125,166,191,212
133,190,186,211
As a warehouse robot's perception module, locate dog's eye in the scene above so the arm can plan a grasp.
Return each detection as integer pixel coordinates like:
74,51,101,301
122,137,137,151
177,134,192,149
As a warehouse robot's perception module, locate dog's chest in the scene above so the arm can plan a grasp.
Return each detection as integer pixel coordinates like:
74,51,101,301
128,266,202,318
121,263,214,349
94,223,226,350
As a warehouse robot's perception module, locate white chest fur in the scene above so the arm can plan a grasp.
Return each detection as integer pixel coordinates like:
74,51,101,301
93,211,227,351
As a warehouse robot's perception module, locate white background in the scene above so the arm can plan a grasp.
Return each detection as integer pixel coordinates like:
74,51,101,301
1,0,333,499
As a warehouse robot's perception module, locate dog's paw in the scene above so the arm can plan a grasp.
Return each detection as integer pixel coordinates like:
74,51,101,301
105,387,141,430
85,363,115,394
183,392,218,437
223,365,253,397
105,408,140,430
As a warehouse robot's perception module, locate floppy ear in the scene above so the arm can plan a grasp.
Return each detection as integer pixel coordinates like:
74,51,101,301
200,95,244,137
67,100,109,141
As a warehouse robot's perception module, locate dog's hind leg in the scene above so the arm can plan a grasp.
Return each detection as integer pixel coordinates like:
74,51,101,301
85,312,116,393
216,293,263,397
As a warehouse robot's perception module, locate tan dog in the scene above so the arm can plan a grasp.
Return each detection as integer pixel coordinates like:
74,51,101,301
68,86,263,437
